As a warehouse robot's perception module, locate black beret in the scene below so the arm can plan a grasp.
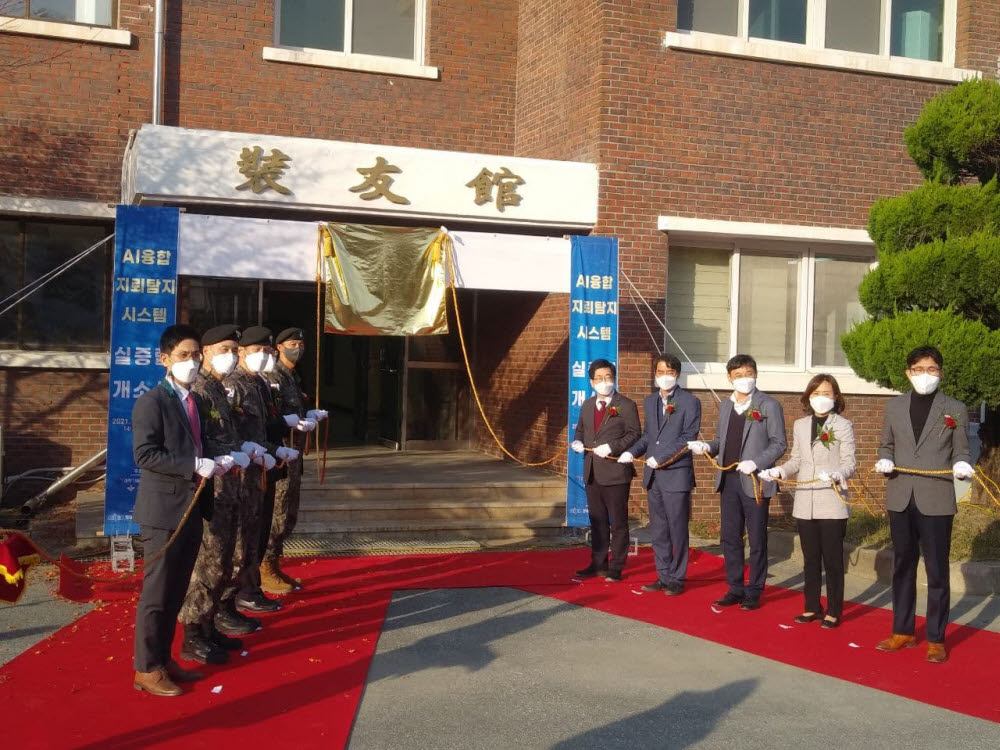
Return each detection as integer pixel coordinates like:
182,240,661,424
202,324,241,346
240,325,273,347
276,327,306,345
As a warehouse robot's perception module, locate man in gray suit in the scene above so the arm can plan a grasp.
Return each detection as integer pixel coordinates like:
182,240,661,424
688,354,787,610
874,346,973,663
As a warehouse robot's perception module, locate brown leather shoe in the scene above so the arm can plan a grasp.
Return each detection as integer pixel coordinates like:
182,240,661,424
133,668,183,697
274,560,303,590
926,642,948,663
259,559,293,595
166,659,204,682
875,633,916,652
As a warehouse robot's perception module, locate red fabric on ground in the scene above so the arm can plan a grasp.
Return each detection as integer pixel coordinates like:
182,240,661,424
1,548,997,750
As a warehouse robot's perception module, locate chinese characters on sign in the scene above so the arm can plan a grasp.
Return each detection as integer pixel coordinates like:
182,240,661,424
566,236,619,528
105,206,180,536
232,148,527,212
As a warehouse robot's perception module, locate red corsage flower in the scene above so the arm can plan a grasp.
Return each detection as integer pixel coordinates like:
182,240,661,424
665,401,676,415
939,414,958,436
744,408,764,422
608,406,619,417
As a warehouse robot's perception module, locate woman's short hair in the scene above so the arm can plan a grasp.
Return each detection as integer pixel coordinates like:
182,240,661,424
800,373,846,414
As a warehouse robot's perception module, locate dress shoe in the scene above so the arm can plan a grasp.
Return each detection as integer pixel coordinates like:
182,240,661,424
604,571,623,582
794,612,823,624
876,633,916,651
260,559,293,595
215,608,259,636
575,565,608,578
133,668,182,697
236,592,281,614
926,642,948,663
664,583,684,596
180,633,229,665
641,580,668,592
713,592,744,607
820,617,840,630
204,623,243,651
740,597,761,611
165,659,203,683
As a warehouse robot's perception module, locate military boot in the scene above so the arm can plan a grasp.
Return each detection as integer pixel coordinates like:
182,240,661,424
259,558,293,595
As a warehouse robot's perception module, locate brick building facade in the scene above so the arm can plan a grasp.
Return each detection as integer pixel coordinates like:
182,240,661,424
1,1,993,520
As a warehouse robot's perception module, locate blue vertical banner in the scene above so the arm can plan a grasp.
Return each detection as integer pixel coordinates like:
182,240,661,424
104,206,180,536
566,236,619,527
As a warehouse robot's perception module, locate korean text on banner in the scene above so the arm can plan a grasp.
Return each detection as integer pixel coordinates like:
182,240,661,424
566,236,619,527
104,206,180,536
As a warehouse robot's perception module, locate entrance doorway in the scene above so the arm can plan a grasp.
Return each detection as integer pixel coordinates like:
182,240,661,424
183,277,474,450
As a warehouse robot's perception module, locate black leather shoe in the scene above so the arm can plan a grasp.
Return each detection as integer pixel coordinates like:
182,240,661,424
575,566,608,578
821,617,840,629
664,583,684,596
215,608,259,636
205,624,244,651
604,571,623,582
740,597,761,611
794,612,823,624
180,634,229,665
641,580,667,592
236,592,281,613
713,592,744,607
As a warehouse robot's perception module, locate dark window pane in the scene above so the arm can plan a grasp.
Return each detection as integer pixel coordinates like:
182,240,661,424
0,220,21,346
21,223,110,351
677,0,740,36
185,277,259,332
749,0,807,44
279,0,345,51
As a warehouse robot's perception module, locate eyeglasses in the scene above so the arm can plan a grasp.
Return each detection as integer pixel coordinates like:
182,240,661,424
909,366,941,375
592,376,615,383
170,351,202,362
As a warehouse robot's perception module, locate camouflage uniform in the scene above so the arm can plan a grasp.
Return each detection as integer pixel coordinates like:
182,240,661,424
263,360,307,561
220,366,282,603
177,370,242,626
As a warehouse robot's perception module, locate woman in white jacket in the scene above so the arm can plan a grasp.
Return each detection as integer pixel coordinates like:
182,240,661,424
760,375,856,628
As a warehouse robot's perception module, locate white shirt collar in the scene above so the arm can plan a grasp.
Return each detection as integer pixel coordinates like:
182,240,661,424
730,389,755,414
168,376,190,401
660,388,675,401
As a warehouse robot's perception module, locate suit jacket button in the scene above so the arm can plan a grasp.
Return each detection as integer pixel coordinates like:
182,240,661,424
655,441,659,445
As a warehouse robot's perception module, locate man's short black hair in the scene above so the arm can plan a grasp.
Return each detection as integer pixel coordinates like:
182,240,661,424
588,358,616,379
160,324,201,355
906,346,943,369
726,354,757,374
654,353,682,374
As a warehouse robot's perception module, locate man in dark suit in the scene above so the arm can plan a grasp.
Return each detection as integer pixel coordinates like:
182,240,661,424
688,354,787,610
874,346,972,663
571,358,640,581
132,324,230,696
618,354,701,595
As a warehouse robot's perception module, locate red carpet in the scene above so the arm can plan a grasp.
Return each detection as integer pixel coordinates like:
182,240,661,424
2,548,998,749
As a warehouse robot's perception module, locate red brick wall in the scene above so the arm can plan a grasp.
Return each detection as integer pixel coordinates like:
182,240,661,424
956,0,1000,77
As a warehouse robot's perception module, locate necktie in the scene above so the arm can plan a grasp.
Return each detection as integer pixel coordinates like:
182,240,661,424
184,393,203,457
594,400,606,432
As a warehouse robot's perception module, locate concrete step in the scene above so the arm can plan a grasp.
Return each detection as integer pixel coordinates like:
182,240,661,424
298,499,565,523
298,483,566,501
291,517,566,542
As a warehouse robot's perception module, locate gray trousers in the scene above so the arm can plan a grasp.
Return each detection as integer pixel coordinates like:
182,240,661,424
647,486,691,585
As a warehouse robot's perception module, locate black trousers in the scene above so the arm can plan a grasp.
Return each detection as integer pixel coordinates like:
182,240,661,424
585,482,630,573
889,498,953,643
720,474,770,598
797,518,847,617
134,514,203,672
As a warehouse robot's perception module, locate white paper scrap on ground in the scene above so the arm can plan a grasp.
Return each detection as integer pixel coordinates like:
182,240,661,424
241,651,248,657
778,624,793,630
848,642,861,648
631,590,643,595
211,685,223,694
571,578,582,583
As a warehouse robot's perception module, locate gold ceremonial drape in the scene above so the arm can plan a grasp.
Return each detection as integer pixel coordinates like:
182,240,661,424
319,223,450,336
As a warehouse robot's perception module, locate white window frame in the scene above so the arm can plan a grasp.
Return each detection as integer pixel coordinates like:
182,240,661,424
266,0,439,80
666,0,976,84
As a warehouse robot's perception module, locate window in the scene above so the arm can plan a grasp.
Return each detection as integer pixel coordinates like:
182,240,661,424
0,220,112,352
665,244,873,369
677,0,948,63
278,0,420,61
3,0,115,27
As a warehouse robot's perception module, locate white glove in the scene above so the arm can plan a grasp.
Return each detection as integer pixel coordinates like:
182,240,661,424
953,461,975,480
307,409,329,421
214,455,236,475
737,460,757,475
283,414,300,427
758,467,783,482
593,444,612,458
195,458,216,478
229,451,251,469
241,441,265,459
295,418,317,432
687,440,710,455
262,453,277,471
617,451,634,464
646,456,659,469
571,440,585,454
817,471,841,484
276,446,300,462
874,459,895,474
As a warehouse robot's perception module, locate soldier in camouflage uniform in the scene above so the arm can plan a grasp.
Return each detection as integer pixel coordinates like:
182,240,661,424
177,324,254,663
221,325,286,617
260,327,326,593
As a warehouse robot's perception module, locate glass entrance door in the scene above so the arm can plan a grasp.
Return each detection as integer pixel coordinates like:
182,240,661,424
371,336,404,448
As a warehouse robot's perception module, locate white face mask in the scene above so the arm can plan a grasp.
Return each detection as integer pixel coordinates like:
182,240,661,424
593,380,615,397
211,351,237,377
732,377,756,395
245,351,268,373
170,359,199,385
655,375,677,392
263,353,276,373
809,395,835,415
910,373,940,395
